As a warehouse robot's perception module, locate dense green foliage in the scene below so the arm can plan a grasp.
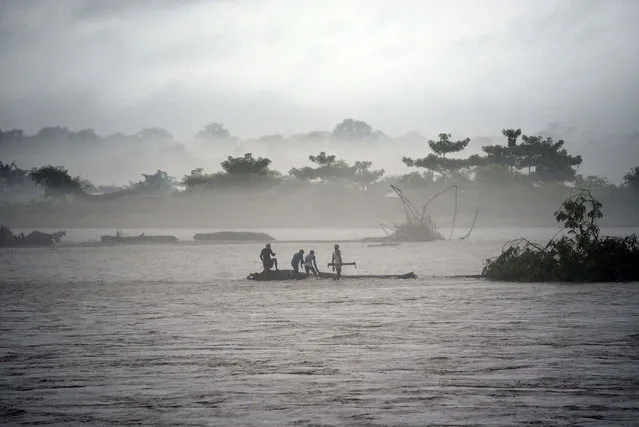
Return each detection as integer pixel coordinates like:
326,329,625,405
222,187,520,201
482,189,639,282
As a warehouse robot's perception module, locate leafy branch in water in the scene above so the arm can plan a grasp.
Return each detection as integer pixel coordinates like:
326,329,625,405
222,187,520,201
482,188,639,282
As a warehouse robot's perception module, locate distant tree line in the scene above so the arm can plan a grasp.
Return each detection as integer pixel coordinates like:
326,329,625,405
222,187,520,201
0,118,387,147
2,122,639,202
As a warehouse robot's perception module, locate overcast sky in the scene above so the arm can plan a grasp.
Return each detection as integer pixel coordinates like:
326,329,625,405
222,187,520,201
0,0,638,140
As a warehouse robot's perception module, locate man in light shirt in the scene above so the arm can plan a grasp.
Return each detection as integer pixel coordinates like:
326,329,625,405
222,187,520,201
331,244,342,280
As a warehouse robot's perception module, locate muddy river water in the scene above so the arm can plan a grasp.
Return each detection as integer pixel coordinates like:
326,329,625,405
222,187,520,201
1,228,638,426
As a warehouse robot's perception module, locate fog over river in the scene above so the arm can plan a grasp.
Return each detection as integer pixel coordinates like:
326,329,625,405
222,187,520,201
1,228,638,426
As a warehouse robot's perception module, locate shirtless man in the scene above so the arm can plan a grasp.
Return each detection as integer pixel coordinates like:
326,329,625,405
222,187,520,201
291,249,305,278
260,243,278,272
331,244,343,280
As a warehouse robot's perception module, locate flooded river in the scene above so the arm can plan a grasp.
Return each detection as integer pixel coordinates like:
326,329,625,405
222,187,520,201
1,228,638,426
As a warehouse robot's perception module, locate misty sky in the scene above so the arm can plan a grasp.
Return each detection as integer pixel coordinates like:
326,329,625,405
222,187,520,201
1,0,638,140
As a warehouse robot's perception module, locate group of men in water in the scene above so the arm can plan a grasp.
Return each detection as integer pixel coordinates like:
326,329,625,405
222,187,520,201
259,243,344,280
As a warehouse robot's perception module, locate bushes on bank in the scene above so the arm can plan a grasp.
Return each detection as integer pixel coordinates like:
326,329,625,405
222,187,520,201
482,188,639,282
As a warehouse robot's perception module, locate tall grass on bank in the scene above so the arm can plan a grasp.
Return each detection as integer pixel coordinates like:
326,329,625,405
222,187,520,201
482,189,639,282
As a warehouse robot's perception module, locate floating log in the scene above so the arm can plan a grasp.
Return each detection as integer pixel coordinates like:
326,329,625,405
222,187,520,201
247,269,417,281
327,262,357,267
193,231,275,241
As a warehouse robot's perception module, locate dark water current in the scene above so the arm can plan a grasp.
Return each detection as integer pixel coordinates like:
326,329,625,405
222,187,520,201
1,228,638,426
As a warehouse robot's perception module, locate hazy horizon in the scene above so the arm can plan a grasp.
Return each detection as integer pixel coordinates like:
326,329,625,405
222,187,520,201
1,0,638,184
1,0,638,137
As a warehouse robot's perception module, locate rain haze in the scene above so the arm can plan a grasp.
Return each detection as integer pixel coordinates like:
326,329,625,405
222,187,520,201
1,0,638,185
2,2,639,426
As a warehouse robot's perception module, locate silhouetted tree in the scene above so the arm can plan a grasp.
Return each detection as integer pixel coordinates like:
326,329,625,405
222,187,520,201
332,119,376,140
481,128,521,171
305,131,331,141
519,135,582,182
427,133,471,158
29,165,85,198
289,151,351,182
135,128,173,141
474,164,521,187
195,122,231,140
402,133,475,180
0,129,25,144
623,167,639,190
478,129,582,184
36,126,70,141
397,171,435,188
290,152,383,189
181,168,217,190
69,129,100,143
221,153,272,175
0,161,30,192
132,170,176,194
350,161,385,190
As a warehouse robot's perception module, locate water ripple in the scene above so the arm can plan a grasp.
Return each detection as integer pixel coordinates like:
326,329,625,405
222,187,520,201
1,243,639,425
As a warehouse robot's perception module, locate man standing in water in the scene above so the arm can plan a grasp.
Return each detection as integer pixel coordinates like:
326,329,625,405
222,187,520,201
331,244,343,280
304,249,319,276
260,243,278,273
291,249,305,278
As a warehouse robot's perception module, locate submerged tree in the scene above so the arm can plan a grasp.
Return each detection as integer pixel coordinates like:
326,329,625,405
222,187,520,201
482,188,639,282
